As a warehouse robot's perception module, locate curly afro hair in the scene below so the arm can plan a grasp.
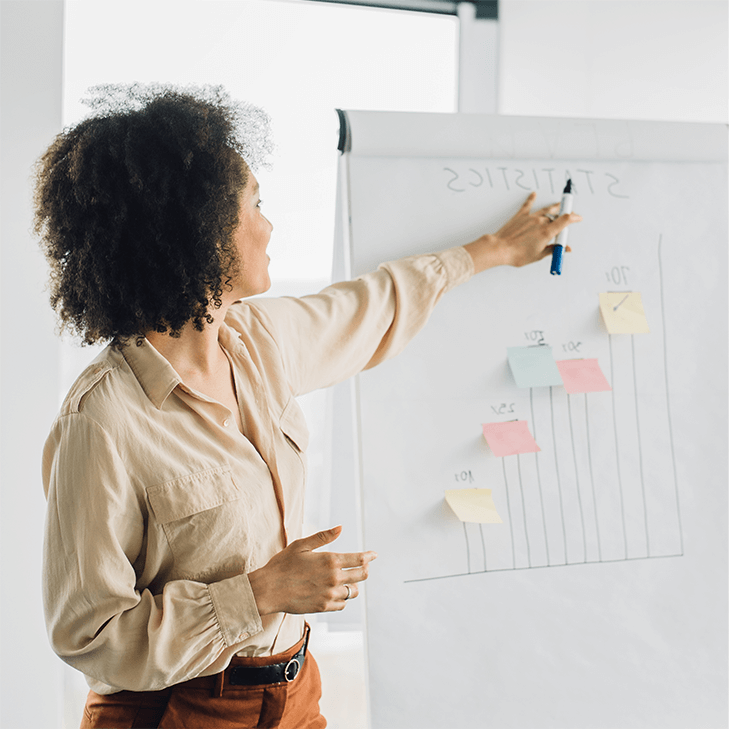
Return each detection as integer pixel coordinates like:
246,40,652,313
33,84,273,345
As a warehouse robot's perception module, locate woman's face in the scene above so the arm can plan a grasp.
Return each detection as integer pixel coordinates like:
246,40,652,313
229,173,273,300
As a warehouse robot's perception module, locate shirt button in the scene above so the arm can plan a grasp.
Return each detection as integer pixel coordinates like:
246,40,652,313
223,419,231,427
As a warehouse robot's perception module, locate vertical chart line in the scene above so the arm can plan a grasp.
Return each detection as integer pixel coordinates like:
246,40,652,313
550,386,568,564
631,335,651,557
530,388,551,565
479,525,488,572
567,394,588,562
585,394,603,561
609,335,629,559
517,454,532,567
658,234,684,555
502,458,516,569
463,522,471,573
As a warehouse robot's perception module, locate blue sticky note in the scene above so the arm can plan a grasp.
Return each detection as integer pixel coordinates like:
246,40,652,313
507,346,563,388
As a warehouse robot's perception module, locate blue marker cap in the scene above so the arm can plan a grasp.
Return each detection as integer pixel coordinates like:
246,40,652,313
550,245,564,275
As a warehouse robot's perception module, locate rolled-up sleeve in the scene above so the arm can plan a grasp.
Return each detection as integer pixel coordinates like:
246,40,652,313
42,413,263,693
244,246,474,396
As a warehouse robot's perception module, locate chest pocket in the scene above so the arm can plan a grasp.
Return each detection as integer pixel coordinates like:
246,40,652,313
146,467,253,581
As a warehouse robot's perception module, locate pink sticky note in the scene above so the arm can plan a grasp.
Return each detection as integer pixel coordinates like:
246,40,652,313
556,359,612,394
482,421,540,457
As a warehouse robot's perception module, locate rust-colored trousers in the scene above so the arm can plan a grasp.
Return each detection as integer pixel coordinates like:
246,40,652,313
80,632,327,729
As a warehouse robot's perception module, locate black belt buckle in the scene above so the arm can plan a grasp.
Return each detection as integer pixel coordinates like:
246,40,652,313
284,657,300,682
228,624,310,686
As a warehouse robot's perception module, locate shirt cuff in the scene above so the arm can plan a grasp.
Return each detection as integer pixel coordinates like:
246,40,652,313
207,573,264,647
435,246,476,292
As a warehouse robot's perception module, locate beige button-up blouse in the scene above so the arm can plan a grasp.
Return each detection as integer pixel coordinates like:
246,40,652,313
41,247,474,694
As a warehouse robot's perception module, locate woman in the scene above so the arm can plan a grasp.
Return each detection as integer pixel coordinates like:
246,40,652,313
35,85,580,729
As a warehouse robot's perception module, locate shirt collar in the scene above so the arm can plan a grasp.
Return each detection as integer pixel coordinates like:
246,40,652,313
120,324,247,409
120,336,182,410
218,320,247,356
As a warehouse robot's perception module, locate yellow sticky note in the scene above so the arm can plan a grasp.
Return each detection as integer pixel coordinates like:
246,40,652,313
599,292,650,334
445,489,503,524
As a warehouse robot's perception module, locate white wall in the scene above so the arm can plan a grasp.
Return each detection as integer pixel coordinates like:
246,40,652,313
0,3,65,728
499,0,728,123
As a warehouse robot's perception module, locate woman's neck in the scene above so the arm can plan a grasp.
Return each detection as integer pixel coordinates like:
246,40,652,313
145,305,229,380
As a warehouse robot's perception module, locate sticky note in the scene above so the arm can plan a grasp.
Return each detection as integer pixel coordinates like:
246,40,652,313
556,359,612,394
599,292,650,334
445,488,503,524
482,420,540,457
507,346,563,388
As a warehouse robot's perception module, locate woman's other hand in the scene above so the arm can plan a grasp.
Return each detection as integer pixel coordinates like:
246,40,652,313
248,526,376,615
464,191,582,273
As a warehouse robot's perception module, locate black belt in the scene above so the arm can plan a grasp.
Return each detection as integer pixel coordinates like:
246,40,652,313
228,624,310,686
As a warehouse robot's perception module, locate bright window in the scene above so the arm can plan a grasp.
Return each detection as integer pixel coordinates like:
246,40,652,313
64,0,458,286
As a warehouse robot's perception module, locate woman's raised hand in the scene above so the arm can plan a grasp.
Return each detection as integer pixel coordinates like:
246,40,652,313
464,191,582,273
248,526,377,615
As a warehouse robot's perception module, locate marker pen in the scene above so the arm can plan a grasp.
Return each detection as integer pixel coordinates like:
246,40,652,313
550,178,573,275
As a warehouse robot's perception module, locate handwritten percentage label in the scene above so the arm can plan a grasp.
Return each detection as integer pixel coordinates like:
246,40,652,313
605,266,630,286
524,330,546,345
490,403,516,416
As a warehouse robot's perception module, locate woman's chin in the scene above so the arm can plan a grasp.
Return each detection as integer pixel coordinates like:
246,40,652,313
236,277,272,301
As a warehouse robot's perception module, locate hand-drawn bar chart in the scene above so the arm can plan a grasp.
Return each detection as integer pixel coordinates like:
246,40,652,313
403,235,683,584
342,116,726,729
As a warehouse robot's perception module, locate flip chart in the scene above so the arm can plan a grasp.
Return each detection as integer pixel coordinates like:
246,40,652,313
331,110,728,729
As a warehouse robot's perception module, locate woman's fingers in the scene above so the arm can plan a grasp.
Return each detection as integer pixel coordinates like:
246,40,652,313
526,194,560,218
537,202,561,222
294,525,342,551
319,567,366,611
519,191,538,212
340,582,360,602
537,202,560,215
334,551,378,569
319,552,374,609
535,216,581,259
548,212,582,236
249,527,377,615
338,562,371,585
